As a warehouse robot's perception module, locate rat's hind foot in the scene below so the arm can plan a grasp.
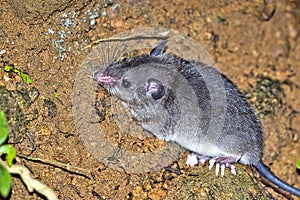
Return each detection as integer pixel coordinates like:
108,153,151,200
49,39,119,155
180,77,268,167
186,153,211,167
208,157,237,177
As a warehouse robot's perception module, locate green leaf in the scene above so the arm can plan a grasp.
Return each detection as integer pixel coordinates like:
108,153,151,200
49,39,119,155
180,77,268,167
4,65,12,72
0,164,12,198
20,73,32,84
13,69,32,84
0,145,16,166
296,160,300,169
4,66,32,84
0,111,9,145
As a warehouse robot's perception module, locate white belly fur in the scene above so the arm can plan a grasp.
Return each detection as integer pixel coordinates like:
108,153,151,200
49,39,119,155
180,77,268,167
177,139,223,158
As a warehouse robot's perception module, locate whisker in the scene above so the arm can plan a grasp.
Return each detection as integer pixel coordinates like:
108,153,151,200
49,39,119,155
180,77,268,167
111,41,128,62
98,43,107,66
109,41,119,62
106,41,110,63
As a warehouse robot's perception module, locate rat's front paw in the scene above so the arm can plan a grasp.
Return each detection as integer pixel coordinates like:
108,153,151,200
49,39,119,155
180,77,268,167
186,154,198,167
186,153,210,167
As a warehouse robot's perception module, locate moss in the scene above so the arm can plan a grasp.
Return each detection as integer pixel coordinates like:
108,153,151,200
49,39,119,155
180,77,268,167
166,164,272,199
244,76,284,118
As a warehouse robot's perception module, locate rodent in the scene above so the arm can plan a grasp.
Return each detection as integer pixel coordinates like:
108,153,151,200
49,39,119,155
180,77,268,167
93,40,300,197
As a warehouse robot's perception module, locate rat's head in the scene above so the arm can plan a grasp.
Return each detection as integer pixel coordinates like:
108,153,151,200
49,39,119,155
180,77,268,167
93,63,166,103
94,40,169,103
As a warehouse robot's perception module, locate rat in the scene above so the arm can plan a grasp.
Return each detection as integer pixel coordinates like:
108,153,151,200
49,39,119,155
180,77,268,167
93,40,300,197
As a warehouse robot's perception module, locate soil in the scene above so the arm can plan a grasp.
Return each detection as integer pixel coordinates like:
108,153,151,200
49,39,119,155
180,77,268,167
0,0,300,199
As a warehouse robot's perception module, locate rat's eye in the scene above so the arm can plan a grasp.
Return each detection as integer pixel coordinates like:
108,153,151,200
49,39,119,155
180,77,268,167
122,79,131,88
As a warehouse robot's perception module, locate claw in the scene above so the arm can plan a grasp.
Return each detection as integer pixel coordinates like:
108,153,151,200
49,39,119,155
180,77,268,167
199,158,206,164
209,159,216,170
215,163,220,175
221,164,226,177
230,165,236,175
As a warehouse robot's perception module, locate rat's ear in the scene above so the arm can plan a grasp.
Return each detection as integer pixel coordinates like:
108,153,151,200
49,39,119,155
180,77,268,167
150,40,168,57
147,78,166,100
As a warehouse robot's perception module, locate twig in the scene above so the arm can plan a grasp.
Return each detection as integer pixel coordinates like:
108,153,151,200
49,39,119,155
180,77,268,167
0,159,58,200
17,154,92,179
84,32,170,49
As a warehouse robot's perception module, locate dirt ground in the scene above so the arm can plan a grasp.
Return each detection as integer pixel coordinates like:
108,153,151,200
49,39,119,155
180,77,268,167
0,0,300,199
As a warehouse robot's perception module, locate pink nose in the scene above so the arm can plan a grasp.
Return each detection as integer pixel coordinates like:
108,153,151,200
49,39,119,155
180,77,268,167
93,70,118,86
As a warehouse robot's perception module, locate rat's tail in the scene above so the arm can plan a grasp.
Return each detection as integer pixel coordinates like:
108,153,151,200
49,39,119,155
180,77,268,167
255,161,300,197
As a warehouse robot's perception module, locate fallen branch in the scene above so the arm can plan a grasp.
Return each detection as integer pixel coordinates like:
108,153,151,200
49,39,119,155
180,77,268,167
0,159,58,200
17,154,92,178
